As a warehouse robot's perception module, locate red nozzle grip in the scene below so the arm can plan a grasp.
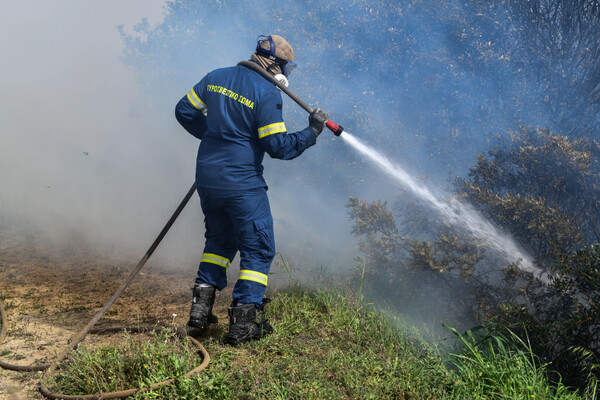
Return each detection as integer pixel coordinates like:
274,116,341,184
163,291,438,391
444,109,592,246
326,120,344,136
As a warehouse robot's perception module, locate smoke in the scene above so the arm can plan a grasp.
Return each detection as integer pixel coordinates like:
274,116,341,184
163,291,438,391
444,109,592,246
0,2,190,259
0,1,356,273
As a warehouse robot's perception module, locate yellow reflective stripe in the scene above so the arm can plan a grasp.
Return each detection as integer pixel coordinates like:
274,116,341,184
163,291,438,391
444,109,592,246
258,122,286,139
190,88,206,108
239,269,268,286
201,253,230,269
186,92,201,109
187,88,207,114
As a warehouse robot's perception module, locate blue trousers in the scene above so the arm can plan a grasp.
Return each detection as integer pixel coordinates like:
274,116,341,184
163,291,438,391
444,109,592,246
195,186,275,305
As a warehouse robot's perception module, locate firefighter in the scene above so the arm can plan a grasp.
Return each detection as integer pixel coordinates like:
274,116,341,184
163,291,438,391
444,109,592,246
175,34,329,345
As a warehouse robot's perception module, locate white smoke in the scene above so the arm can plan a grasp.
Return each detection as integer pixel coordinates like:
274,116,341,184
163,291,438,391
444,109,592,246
0,2,204,260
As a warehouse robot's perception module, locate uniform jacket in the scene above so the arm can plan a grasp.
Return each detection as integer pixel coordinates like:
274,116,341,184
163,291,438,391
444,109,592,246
175,62,317,190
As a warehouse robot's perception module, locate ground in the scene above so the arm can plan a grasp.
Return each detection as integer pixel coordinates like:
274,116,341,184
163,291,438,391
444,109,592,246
0,226,231,400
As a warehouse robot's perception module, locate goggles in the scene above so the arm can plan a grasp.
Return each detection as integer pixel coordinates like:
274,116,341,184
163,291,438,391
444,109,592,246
256,35,297,77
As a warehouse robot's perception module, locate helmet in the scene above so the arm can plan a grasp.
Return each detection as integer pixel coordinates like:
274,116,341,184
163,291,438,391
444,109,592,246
256,35,297,77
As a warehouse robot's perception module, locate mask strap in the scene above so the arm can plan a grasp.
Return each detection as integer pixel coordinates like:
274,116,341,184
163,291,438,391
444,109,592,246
257,35,277,60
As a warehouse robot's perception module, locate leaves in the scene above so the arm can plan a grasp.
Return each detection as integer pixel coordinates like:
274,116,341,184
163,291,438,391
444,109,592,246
457,126,600,262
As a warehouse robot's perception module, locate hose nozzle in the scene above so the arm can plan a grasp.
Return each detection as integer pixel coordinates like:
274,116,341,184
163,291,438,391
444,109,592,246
326,120,344,136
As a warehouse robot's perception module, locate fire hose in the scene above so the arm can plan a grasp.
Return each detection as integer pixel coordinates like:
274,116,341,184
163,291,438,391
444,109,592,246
0,182,210,399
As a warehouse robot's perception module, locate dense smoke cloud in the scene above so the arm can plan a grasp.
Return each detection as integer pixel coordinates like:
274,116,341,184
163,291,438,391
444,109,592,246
0,2,189,258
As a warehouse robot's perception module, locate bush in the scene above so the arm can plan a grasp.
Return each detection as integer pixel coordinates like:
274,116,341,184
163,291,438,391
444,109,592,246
347,127,600,390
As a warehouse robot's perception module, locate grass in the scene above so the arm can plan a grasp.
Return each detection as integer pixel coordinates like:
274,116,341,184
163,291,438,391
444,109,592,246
43,285,597,399
46,328,201,396
443,324,590,400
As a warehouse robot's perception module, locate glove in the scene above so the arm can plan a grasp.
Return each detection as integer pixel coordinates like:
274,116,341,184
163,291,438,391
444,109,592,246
308,108,330,136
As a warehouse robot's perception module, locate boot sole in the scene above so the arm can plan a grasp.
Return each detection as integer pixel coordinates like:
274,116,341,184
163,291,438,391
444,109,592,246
187,315,218,328
226,336,249,346
227,328,273,346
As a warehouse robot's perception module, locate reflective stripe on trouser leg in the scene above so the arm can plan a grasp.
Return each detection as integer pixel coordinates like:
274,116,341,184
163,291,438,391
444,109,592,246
201,253,231,269
233,268,271,305
196,252,233,290
238,269,268,286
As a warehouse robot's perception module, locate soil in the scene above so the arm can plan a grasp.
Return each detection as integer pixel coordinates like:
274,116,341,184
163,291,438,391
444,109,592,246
0,226,232,400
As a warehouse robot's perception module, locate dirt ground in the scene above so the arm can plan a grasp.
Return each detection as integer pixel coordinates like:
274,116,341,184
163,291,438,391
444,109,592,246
0,227,233,400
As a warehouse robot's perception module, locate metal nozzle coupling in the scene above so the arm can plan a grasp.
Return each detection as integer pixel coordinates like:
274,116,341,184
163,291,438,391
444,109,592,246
326,120,344,136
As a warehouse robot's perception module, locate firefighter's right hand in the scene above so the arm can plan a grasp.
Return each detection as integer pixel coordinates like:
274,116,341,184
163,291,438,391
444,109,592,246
308,108,330,136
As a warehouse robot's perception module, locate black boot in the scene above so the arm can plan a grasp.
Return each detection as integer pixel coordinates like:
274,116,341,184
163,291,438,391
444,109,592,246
227,298,273,346
187,285,218,329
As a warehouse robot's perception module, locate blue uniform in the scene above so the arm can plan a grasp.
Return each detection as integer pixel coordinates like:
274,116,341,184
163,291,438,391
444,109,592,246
175,63,316,305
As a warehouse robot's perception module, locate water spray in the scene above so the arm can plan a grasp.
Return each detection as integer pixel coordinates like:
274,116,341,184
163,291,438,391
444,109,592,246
241,59,548,282
340,133,550,283
237,61,344,136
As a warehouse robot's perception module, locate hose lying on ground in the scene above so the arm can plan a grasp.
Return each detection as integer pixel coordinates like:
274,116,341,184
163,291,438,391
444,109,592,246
0,182,210,399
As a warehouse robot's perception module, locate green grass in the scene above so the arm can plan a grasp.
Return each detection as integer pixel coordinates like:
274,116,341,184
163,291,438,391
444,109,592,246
44,286,597,399
443,324,590,400
46,328,202,397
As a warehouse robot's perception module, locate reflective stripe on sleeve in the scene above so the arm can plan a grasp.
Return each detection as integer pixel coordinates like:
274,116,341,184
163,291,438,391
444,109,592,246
238,269,268,286
258,122,286,139
187,88,207,115
200,253,230,269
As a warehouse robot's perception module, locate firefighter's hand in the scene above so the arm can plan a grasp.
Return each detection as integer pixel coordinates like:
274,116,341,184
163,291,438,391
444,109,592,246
308,108,330,136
